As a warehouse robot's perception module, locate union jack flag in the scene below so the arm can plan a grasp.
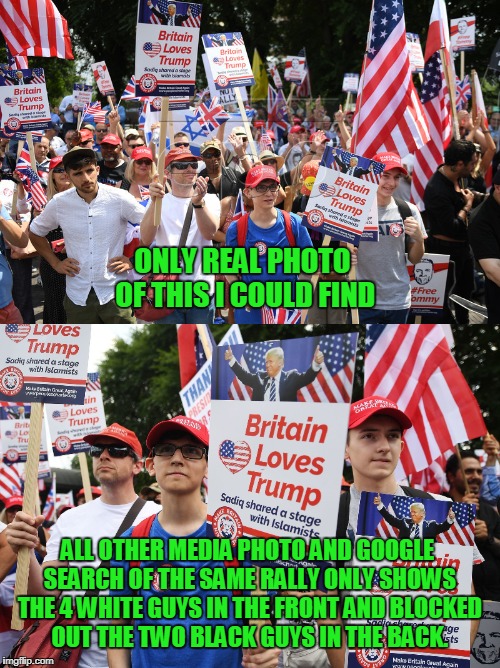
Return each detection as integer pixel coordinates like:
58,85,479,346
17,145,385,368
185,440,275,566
120,76,139,100
15,144,47,211
261,307,302,324
81,101,106,125
0,462,23,503
228,334,357,403
138,184,151,201
86,372,101,392
267,84,289,140
231,190,245,221
455,75,471,110
195,97,229,134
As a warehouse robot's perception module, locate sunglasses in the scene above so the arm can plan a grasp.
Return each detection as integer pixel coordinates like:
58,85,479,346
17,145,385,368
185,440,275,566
152,443,207,460
135,159,152,166
174,142,190,148
96,128,108,133
52,167,66,174
90,444,137,459
254,183,279,193
262,159,277,165
170,161,198,170
203,152,221,159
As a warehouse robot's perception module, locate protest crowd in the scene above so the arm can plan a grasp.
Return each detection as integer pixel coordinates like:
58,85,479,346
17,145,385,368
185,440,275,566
0,0,500,326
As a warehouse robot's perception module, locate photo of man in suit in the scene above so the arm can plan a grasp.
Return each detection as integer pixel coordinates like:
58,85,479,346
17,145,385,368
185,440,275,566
224,344,324,402
374,496,455,538
333,153,375,178
147,1,191,25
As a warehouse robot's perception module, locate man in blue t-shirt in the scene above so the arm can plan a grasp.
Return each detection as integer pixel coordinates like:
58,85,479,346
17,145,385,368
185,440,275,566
225,165,313,324
108,416,280,668
0,205,29,323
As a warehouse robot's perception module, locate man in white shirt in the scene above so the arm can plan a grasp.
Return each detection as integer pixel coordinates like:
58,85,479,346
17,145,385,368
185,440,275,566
141,146,220,324
29,146,146,323
6,422,159,668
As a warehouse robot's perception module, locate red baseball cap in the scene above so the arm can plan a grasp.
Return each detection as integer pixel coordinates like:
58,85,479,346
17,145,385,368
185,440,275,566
349,396,412,430
49,156,64,171
266,129,276,139
4,495,23,510
372,152,408,177
245,165,280,189
309,131,328,143
254,120,265,128
164,146,200,168
289,125,304,134
146,415,209,452
131,146,153,161
100,133,122,147
77,486,102,499
79,129,94,144
83,422,143,458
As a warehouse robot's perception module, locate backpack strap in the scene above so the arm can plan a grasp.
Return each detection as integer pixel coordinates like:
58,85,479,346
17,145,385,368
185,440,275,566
282,210,296,247
130,513,158,568
336,489,350,539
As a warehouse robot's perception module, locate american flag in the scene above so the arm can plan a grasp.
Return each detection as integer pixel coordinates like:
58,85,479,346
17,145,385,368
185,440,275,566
219,439,251,474
259,131,273,152
229,334,357,403
5,324,31,342
15,143,47,211
261,307,302,324
410,0,452,211
374,495,475,549
364,325,487,478
231,190,245,221
267,84,289,140
5,430,18,438
409,450,452,495
182,3,201,28
231,33,245,46
195,97,229,134
30,67,45,83
352,0,429,160
42,473,56,521
0,462,23,503
86,372,101,392
295,47,311,98
6,43,28,70
81,101,106,126
51,409,68,422
177,324,215,387
318,182,337,197
455,75,471,110
0,0,73,59
325,147,386,185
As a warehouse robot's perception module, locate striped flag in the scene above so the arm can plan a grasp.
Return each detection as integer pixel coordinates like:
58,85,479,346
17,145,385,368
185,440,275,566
261,307,302,324
352,0,429,160
176,325,215,387
0,463,23,503
15,143,47,211
364,325,487,478
295,47,311,98
410,0,453,211
81,101,106,125
0,0,73,59
219,439,251,474
138,184,150,201
455,75,471,110
5,43,28,70
42,473,56,521
195,97,229,134
409,450,452,494
182,3,201,27
259,131,273,152
86,372,101,392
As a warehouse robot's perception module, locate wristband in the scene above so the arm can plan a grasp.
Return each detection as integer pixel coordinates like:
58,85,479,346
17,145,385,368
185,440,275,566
192,201,205,209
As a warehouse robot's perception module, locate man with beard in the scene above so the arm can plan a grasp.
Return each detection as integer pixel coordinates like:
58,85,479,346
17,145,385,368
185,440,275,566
97,133,126,187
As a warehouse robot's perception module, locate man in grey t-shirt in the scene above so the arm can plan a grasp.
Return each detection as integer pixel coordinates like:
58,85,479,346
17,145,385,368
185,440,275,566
356,152,426,324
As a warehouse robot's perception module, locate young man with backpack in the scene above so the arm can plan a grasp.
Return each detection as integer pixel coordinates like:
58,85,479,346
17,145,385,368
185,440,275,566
356,153,427,324
107,416,280,668
224,164,313,323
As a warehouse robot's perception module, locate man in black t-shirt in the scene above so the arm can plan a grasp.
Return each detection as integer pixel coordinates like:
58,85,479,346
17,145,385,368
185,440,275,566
468,170,500,323
97,133,126,187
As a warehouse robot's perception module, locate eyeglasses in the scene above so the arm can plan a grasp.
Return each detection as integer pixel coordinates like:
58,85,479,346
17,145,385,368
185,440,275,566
135,159,152,166
90,444,137,459
52,167,66,174
254,183,279,193
262,159,277,165
174,142,190,148
170,161,198,170
152,443,207,460
203,151,221,159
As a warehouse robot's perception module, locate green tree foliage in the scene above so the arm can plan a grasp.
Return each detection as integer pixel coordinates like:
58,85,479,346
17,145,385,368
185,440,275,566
53,0,499,99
